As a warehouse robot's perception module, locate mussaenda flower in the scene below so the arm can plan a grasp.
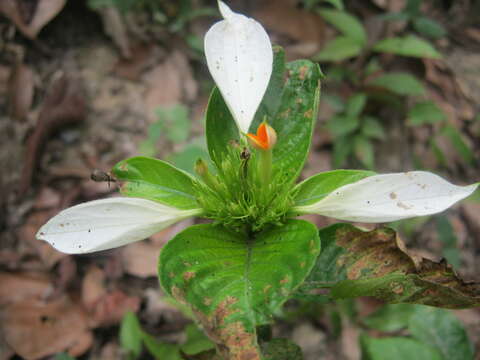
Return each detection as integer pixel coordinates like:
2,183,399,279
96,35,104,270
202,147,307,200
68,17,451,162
205,1,273,133
35,1,478,256
293,171,478,223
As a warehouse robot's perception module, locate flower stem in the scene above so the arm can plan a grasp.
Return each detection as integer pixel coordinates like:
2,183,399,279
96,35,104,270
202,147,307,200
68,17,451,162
258,148,272,188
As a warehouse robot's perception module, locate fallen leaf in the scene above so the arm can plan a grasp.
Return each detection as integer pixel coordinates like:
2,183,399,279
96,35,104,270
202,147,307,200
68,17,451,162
97,6,131,59
114,43,157,81
0,0,66,39
0,296,91,359
121,241,161,278
33,187,61,210
88,290,140,328
143,50,198,120
20,73,86,195
18,211,66,268
8,63,34,120
82,265,140,328
0,272,52,306
252,0,325,58
82,265,107,308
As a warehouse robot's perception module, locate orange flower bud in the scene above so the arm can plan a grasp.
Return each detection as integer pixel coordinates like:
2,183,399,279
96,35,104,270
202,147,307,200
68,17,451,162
246,123,277,150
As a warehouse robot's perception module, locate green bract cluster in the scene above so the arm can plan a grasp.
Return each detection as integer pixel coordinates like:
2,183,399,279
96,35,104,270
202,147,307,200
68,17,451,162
194,142,295,232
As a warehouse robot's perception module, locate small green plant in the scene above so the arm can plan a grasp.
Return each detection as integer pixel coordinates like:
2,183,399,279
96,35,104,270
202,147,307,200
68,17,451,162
139,104,209,174
120,312,214,359
37,2,479,359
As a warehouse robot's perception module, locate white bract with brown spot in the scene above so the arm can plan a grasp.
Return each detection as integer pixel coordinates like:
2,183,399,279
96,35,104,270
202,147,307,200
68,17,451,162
294,171,478,223
205,1,273,133
36,198,201,254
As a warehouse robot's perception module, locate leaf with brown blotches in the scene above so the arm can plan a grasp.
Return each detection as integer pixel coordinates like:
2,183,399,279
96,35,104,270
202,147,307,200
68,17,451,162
300,223,480,308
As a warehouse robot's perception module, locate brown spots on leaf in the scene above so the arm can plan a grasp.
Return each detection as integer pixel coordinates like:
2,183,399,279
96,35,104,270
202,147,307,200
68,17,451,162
300,261,306,268
280,108,291,118
390,282,404,294
397,201,412,210
119,163,128,171
183,261,192,267
263,284,272,294
298,65,309,80
389,192,397,199
168,272,175,278
295,98,303,104
203,297,212,306
183,271,195,281
304,109,313,118
280,276,289,285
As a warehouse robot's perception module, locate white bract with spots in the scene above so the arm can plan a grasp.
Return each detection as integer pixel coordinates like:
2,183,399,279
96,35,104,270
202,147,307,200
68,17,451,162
295,172,478,223
205,1,273,133
37,198,201,254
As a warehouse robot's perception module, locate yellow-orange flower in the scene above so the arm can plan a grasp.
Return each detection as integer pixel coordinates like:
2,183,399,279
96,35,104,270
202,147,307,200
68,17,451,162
246,123,277,150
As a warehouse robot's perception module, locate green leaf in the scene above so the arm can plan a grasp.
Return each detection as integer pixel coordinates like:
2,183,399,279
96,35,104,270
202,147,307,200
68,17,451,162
413,17,447,39
327,115,360,137
169,144,210,175
120,312,143,360
321,0,344,10
373,35,442,59
436,216,460,269
293,169,375,206
112,156,198,209
314,36,363,62
408,306,474,360
54,354,76,360
318,9,367,45
300,224,480,308
206,46,285,168
142,333,182,360
181,324,215,355
205,87,240,167
346,93,367,117
361,336,442,360
441,125,476,165
261,338,303,359
361,116,386,140
270,60,322,183
369,72,425,96
159,220,320,358
408,101,446,125
353,135,375,169
332,136,353,167
363,304,416,332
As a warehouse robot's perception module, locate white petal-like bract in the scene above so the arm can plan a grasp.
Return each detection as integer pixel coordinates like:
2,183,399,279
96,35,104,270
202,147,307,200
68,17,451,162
205,1,273,133
295,171,478,223
36,197,201,254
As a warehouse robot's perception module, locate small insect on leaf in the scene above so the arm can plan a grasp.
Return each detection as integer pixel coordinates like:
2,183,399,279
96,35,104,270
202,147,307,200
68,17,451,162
91,169,116,187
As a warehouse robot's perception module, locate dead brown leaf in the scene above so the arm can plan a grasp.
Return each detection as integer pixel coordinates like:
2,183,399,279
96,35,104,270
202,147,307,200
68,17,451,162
252,0,324,58
114,43,156,81
33,186,61,210
20,73,86,195
0,296,91,359
82,265,140,327
98,6,131,59
18,211,66,268
121,240,161,278
88,290,140,328
143,50,198,119
0,272,52,306
0,0,66,39
8,63,34,120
